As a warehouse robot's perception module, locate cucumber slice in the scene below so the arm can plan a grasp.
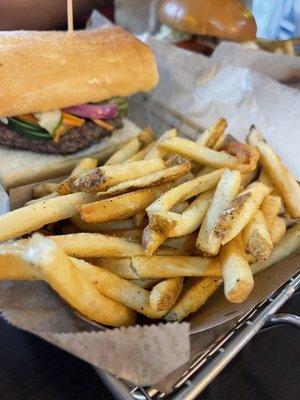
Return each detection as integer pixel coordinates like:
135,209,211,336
8,118,51,140
34,110,62,136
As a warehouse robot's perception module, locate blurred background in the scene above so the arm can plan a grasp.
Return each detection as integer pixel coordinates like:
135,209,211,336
0,0,299,40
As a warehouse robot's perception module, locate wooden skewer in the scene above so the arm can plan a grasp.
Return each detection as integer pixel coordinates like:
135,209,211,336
67,0,74,33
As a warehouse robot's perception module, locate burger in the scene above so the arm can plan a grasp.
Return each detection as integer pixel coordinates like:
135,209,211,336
156,0,257,55
0,26,158,187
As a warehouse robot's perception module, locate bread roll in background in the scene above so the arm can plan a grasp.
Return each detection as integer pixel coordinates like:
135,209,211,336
0,26,159,117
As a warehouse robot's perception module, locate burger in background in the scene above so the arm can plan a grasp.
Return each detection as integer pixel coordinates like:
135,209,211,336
156,0,257,55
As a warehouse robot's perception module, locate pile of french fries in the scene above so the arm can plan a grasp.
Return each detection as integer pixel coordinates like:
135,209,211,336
1,121,300,327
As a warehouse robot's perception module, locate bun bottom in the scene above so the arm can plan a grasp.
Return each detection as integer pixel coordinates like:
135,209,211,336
0,119,141,189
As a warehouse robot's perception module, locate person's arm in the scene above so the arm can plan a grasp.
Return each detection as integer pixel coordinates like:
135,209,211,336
0,0,109,30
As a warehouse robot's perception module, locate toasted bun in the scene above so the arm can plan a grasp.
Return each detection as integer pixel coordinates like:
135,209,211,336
158,0,257,42
0,27,158,117
0,119,141,189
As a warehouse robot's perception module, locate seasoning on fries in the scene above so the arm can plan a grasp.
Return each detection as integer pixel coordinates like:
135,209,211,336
0,118,299,327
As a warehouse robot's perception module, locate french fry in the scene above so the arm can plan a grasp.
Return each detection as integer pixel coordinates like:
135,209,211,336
247,127,300,218
26,191,59,206
219,235,254,303
196,118,227,148
127,143,155,162
144,129,177,160
270,216,286,244
73,159,165,192
214,181,271,245
160,137,258,172
151,189,213,237
133,278,162,289
150,278,183,312
246,252,257,264
242,210,273,261
33,182,59,198
197,169,241,256
57,157,98,195
0,192,96,242
71,215,135,232
213,133,227,150
251,223,300,275
105,127,153,165
0,243,40,280
142,225,167,255
240,168,259,190
97,256,221,279
73,258,165,318
96,158,191,199
260,195,282,230
51,233,145,258
79,184,171,223
100,228,143,241
195,166,216,177
133,212,146,227
22,234,135,326
165,277,222,322
146,169,224,221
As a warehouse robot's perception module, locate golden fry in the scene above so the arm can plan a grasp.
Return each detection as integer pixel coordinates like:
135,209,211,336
251,223,300,275
33,182,58,198
270,216,286,244
23,234,135,326
219,235,254,303
197,169,241,256
214,181,271,245
196,118,227,148
247,127,300,218
74,159,165,192
0,192,95,242
242,210,273,261
150,278,183,312
165,277,221,322
260,195,282,230
144,129,177,160
71,215,135,232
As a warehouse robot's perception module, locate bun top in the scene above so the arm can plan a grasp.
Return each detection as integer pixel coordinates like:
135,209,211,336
158,0,257,42
0,26,159,117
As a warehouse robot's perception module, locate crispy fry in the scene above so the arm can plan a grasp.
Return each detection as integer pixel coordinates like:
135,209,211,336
144,129,177,160
196,118,227,148
100,228,143,241
260,195,282,230
22,234,135,326
247,127,300,218
219,235,254,303
242,210,273,261
105,127,153,165
73,258,164,318
57,157,98,195
74,159,165,192
251,224,300,275
133,212,146,227
240,168,259,190
142,225,166,255
51,233,145,258
160,137,257,172
223,141,260,173
150,278,183,312
33,182,59,198
26,191,59,206
270,216,286,244
165,277,221,322
0,192,96,242
71,215,135,232
151,189,213,237
127,143,155,162
79,184,171,223
197,169,241,256
96,158,191,199
146,169,224,221
97,256,221,279
213,133,227,150
133,278,162,289
214,181,271,245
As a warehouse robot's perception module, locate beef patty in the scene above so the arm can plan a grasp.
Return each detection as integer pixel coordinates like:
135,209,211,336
0,118,122,154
